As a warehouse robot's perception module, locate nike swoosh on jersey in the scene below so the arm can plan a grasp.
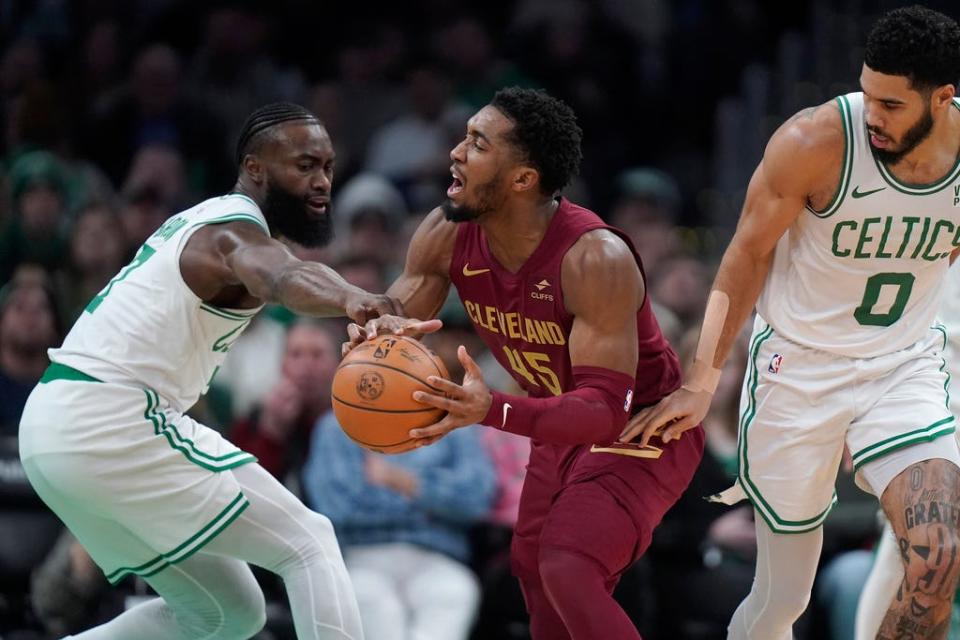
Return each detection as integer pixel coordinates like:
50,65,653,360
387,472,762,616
500,402,512,428
851,185,887,199
463,264,491,277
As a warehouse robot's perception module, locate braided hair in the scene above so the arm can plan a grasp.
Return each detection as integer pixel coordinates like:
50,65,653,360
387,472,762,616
235,102,321,166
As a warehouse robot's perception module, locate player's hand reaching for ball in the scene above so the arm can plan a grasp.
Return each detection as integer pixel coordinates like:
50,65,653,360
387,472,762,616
341,315,444,357
344,292,404,326
408,345,491,446
618,386,712,447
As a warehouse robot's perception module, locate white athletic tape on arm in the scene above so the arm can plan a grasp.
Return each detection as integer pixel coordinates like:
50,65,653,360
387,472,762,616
685,290,729,394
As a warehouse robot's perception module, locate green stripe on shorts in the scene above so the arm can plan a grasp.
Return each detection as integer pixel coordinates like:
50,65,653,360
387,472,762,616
143,389,256,471
737,325,838,533
105,492,249,584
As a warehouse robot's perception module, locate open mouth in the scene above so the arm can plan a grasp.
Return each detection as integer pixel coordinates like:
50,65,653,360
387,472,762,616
868,131,890,148
447,167,465,198
307,197,329,214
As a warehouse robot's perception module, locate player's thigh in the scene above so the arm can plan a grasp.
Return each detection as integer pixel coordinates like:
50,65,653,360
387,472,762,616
849,338,956,495
537,481,638,582
20,454,165,586
880,458,960,600
201,462,342,570
736,322,854,533
511,442,563,579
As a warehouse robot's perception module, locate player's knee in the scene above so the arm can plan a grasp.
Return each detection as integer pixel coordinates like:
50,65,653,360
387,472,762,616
221,586,267,639
304,510,336,539
902,523,960,603
764,583,813,623
538,547,604,604
226,605,266,639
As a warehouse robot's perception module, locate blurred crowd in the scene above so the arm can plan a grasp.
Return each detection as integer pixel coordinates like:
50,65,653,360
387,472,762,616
0,1,892,638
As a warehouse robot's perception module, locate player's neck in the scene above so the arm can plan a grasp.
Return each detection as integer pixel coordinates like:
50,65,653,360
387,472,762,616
481,197,559,273
885,107,960,180
230,180,264,209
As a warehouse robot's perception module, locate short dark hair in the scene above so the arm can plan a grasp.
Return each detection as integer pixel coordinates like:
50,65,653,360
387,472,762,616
489,87,582,196
865,5,960,91
235,102,321,166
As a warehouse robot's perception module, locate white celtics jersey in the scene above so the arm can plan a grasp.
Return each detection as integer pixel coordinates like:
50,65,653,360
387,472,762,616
51,194,268,411
757,92,960,358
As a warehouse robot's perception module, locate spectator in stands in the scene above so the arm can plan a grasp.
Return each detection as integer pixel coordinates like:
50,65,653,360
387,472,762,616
0,276,62,433
0,275,63,629
649,256,712,329
187,6,306,151
81,43,231,194
117,185,171,256
609,167,682,282
0,151,71,282
364,63,471,210
229,319,340,481
56,203,127,325
334,172,408,263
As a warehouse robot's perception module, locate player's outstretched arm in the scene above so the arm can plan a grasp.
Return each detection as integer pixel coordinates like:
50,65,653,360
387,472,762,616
182,220,400,324
344,208,457,350
620,102,845,445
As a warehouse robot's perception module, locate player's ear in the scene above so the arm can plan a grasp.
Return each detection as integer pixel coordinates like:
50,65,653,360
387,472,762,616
242,154,265,186
934,83,956,111
513,166,540,193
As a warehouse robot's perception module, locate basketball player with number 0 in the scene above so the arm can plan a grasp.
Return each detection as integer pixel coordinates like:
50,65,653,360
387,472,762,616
620,6,960,638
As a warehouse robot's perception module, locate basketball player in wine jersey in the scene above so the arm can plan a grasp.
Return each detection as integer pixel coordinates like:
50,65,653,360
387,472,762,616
620,6,960,639
345,87,704,639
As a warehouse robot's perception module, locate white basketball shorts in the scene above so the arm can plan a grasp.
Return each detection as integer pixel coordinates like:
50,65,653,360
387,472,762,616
18,362,257,584
725,316,960,534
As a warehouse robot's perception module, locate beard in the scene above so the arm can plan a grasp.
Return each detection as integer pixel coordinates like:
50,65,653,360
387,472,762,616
442,172,504,223
870,107,934,165
261,180,333,248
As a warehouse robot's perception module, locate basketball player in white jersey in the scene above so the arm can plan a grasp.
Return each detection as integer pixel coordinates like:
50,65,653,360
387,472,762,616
856,261,960,639
18,103,398,639
620,6,960,639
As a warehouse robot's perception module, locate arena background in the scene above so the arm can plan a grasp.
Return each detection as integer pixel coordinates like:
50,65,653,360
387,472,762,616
0,1,958,638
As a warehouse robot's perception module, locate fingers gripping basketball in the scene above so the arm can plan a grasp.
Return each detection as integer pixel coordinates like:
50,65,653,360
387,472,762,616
332,335,449,453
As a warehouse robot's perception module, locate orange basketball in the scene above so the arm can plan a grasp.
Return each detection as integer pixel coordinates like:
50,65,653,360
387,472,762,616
332,335,450,453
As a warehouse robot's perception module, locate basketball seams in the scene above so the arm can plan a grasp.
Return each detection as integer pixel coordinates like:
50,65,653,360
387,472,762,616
336,360,444,392
330,394,439,414
346,433,416,450
401,336,446,378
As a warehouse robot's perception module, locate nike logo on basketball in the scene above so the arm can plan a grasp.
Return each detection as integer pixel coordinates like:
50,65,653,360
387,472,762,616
851,186,887,199
463,264,491,277
501,403,512,429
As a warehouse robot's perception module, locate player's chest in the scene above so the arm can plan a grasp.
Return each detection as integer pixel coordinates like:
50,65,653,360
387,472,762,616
810,195,960,263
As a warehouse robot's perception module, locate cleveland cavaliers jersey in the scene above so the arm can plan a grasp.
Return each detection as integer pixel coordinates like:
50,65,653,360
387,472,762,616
449,198,681,409
758,93,960,357
50,193,268,412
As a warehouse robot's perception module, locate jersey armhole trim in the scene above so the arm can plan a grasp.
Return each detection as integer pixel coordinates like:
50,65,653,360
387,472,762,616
172,211,270,305
202,213,269,234
806,94,853,219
